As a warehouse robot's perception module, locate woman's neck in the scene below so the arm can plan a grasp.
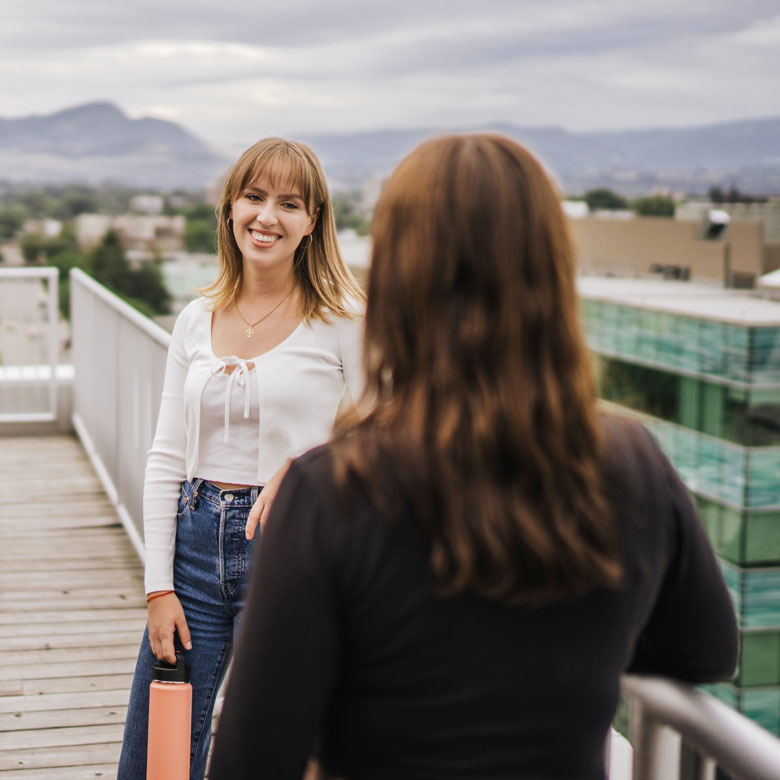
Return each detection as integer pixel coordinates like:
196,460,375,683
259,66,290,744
237,265,296,305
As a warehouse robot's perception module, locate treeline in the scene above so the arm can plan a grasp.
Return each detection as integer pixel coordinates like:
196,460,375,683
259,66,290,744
576,189,677,216
0,183,371,247
1,183,371,320
22,227,170,321
576,185,771,216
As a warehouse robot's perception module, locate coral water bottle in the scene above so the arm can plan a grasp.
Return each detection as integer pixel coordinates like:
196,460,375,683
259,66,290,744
147,651,192,780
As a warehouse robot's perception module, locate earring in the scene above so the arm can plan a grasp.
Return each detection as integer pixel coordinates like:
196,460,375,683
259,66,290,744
300,235,313,249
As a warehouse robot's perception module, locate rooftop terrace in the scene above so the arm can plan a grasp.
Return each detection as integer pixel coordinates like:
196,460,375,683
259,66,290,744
2,267,780,779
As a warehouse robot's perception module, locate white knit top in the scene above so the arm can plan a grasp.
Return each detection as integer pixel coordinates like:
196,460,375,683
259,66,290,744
143,296,365,593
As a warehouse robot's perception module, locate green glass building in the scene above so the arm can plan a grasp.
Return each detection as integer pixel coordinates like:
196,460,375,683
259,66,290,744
578,277,780,735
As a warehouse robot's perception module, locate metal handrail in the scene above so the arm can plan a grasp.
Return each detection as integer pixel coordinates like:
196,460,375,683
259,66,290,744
0,266,59,422
70,268,171,562
622,675,780,780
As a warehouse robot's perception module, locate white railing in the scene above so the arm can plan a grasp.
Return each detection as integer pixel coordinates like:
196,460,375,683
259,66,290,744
621,675,780,780
70,268,170,562
0,267,59,422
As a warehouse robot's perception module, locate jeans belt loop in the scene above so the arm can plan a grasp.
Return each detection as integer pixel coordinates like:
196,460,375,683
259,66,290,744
190,477,204,510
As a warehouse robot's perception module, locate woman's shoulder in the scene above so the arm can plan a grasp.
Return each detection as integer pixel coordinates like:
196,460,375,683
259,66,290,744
599,410,664,468
597,410,687,533
178,296,211,319
170,296,211,334
305,297,364,341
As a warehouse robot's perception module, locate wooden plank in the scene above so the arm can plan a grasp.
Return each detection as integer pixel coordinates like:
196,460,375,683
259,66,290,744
0,557,139,572
0,658,137,682
0,689,129,715
0,632,142,654
0,571,143,589
0,682,22,698
0,646,141,668
0,742,122,771
0,602,144,617
0,620,146,641
0,724,124,751
0,763,118,779
0,504,121,517
0,516,121,531
0,528,129,543
20,675,135,696
0,705,127,732
0,609,146,627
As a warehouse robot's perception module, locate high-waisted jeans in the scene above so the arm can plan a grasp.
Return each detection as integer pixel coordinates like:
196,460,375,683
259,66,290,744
118,478,260,780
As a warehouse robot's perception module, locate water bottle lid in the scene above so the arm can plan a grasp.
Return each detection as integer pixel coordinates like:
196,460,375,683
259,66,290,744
152,651,190,683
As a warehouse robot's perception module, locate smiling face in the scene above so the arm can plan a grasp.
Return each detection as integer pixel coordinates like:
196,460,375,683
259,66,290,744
230,175,318,277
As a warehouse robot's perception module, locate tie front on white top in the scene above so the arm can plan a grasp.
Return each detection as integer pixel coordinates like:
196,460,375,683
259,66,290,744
210,356,257,443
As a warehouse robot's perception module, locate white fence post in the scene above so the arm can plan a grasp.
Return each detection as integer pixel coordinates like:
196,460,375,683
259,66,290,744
0,267,59,423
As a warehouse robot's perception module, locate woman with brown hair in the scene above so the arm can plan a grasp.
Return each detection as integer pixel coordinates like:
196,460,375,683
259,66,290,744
118,137,365,779
209,134,737,779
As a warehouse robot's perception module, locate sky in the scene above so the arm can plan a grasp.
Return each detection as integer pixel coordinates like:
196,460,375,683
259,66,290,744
2,0,779,155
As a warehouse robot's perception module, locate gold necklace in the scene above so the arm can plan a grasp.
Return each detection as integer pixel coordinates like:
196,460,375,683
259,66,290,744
235,289,293,338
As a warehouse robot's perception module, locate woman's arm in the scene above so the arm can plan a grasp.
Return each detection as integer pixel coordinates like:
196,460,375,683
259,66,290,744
143,306,193,661
209,461,341,779
244,458,291,539
143,307,191,593
628,437,739,682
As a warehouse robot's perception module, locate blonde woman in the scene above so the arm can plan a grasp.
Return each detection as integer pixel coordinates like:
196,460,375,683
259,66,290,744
118,138,365,780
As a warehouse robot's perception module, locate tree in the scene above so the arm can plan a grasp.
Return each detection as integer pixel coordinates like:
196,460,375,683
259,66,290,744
707,185,767,204
633,196,675,217
125,260,171,315
332,193,371,235
90,230,132,291
0,204,28,240
583,188,629,211
49,250,87,319
185,218,217,253
89,231,171,317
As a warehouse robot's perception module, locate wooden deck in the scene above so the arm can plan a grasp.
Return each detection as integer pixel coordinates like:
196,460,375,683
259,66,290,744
0,435,146,779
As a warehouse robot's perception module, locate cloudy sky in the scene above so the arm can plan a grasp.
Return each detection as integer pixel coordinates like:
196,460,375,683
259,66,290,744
2,0,779,154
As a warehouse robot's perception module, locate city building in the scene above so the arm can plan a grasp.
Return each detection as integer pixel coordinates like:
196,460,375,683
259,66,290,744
578,276,780,735
75,213,186,253
568,212,780,289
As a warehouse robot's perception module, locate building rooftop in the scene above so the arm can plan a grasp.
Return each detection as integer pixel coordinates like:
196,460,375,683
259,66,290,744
577,276,780,326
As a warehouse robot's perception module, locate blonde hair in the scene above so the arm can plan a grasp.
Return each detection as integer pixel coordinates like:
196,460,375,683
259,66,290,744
203,137,364,319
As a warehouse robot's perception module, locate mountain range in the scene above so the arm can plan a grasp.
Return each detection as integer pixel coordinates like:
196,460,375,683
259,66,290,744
303,116,780,196
1,102,779,195
0,102,229,189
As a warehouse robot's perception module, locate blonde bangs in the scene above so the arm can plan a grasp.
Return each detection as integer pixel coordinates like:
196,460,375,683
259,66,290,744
229,143,321,215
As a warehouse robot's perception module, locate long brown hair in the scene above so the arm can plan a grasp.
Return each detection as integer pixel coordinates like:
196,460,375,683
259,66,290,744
334,134,621,606
202,137,364,319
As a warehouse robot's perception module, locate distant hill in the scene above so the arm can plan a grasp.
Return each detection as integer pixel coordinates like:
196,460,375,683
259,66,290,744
301,116,780,196
1,103,779,195
0,102,230,189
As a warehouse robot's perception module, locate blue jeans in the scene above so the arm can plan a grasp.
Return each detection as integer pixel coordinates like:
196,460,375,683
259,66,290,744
118,478,260,780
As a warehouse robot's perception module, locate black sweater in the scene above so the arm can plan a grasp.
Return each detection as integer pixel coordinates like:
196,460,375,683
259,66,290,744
210,415,738,779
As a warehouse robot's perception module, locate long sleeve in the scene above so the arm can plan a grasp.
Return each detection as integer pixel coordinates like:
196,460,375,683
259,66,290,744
143,308,190,593
209,461,342,779
627,433,739,682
